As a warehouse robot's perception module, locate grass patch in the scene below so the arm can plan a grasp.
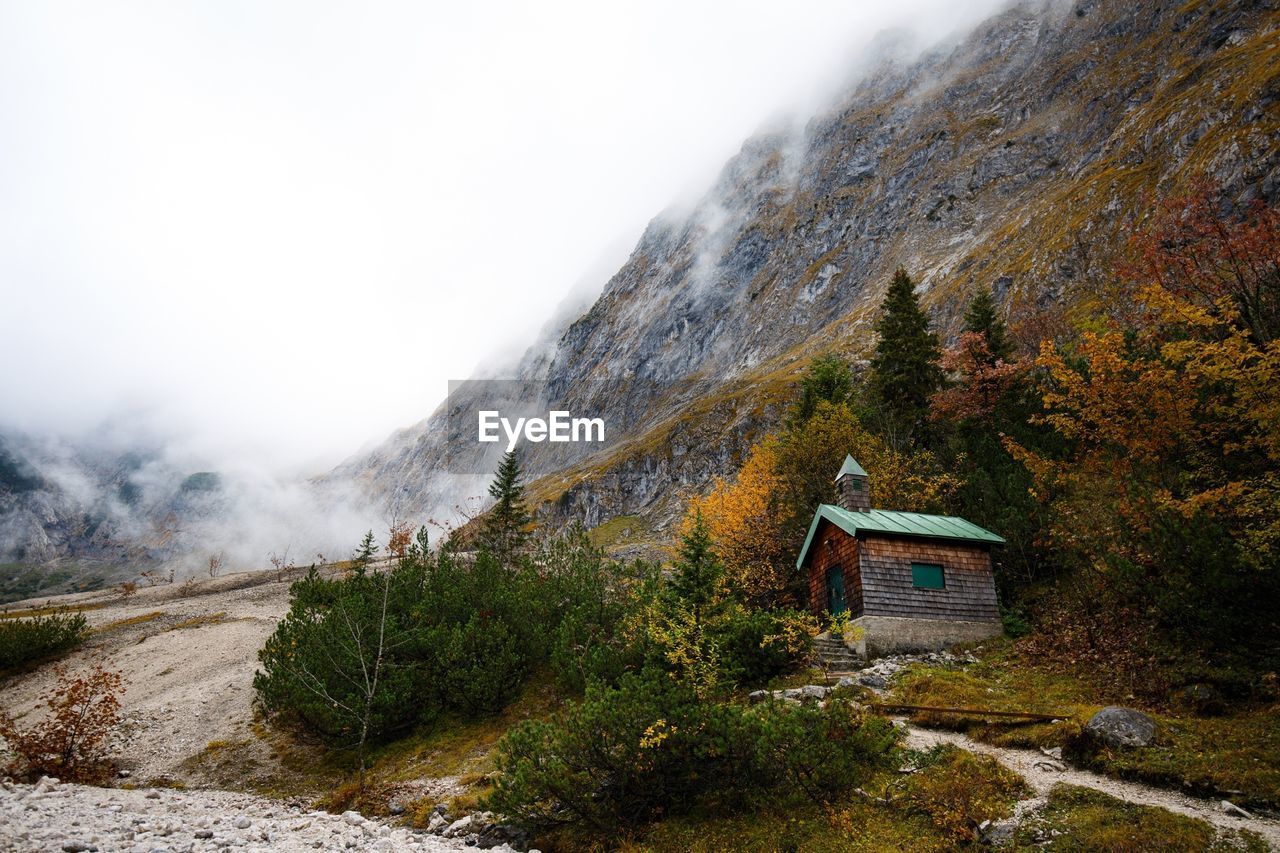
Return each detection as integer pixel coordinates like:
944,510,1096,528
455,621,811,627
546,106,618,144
1066,712,1280,812
96,611,166,632
1013,784,1269,852
0,602,106,620
622,793,954,853
166,612,230,631
368,672,566,787
587,515,652,550
890,639,1089,750
890,639,1280,810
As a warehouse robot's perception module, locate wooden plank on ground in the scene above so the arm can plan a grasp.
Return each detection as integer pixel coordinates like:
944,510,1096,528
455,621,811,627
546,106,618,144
871,701,1067,721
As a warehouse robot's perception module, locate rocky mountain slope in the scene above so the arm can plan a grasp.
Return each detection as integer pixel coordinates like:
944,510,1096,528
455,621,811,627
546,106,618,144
333,0,1280,538
5,0,1277,570
0,433,214,598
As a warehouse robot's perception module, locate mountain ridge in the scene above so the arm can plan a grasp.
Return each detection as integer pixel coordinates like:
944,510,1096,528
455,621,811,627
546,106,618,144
332,0,1280,539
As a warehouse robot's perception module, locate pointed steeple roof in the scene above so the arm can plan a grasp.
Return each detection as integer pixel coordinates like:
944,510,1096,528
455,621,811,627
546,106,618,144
835,455,867,481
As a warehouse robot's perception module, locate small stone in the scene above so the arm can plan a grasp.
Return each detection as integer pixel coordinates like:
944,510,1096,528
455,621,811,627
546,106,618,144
443,815,474,838
146,790,161,799
233,816,251,829
858,674,888,690
1220,800,1254,819
62,843,92,853
342,810,365,826
194,831,213,839
782,685,830,703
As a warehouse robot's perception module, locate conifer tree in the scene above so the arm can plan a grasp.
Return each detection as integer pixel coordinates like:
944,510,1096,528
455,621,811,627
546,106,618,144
481,450,531,560
667,510,724,627
351,530,378,575
868,267,943,444
962,287,1013,364
788,353,853,427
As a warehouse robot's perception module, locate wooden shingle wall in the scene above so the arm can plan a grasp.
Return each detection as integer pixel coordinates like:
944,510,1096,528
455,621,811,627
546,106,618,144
805,520,862,618
858,535,999,622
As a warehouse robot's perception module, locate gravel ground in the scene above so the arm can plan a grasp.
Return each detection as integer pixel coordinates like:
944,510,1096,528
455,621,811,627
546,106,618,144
0,777,498,853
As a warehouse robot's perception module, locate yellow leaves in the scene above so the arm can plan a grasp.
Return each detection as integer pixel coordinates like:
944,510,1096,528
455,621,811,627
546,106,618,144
639,719,675,749
688,437,792,608
761,610,821,657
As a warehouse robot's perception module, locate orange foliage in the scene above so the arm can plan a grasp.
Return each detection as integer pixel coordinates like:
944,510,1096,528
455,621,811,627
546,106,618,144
387,520,414,560
688,437,793,608
0,657,124,782
932,332,1029,423
1007,185,1280,573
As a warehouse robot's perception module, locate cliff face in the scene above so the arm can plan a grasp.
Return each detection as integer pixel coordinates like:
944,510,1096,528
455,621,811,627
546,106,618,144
7,0,1277,572
333,0,1280,540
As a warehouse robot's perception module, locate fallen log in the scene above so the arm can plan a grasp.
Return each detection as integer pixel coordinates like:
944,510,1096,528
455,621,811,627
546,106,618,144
871,701,1067,722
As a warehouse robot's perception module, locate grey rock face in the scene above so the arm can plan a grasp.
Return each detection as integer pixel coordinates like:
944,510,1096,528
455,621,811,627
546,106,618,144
328,0,1280,541
1083,706,1156,748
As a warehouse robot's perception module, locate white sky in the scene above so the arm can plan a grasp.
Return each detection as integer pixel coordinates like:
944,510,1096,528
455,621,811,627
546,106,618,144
0,0,1008,473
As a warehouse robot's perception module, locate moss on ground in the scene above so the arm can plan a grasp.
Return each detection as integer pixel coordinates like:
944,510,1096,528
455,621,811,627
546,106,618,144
165,612,231,631
1011,784,1268,852
95,611,166,632
621,795,954,853
889,639,1280,810
0,602,107,620
586,515,652,551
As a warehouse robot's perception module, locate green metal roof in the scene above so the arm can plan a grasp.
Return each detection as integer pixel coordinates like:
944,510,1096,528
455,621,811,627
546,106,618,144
835,455,867,480
795,504,1005,569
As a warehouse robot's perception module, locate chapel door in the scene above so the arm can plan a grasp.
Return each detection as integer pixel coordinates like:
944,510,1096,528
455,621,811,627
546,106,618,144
826,566,847,615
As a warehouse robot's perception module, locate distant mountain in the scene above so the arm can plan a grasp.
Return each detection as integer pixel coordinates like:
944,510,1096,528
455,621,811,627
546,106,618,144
0,428,375,601
0,431,204,598
330,0,1280,542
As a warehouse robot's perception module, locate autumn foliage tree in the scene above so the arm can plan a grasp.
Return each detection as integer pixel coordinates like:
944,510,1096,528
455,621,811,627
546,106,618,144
0,658,124,782
1008,183,1280,662
691,397,957,610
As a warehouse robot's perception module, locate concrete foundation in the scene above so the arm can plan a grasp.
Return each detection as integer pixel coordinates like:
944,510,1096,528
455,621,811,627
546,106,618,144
849,614,1002,657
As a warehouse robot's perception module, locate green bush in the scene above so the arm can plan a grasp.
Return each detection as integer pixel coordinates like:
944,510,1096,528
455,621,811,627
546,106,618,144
254,564,429,744
0,611,89,670
432,615,528,715
255,528,660,753
711,607,814,687
489,666,900,833
744,696,900,802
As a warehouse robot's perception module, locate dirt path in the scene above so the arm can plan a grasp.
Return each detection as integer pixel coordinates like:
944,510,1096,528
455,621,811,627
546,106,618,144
902,722,1280,848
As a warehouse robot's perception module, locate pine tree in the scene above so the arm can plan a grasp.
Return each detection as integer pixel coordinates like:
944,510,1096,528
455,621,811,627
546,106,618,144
667,510,724,627
351,530,378,576
868,267,943,444
788,353,853,427
481,450,531,560
962,287,1013,364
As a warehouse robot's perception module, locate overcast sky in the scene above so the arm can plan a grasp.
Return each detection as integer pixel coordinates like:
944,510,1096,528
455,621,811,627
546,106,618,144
0,0,1009,472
